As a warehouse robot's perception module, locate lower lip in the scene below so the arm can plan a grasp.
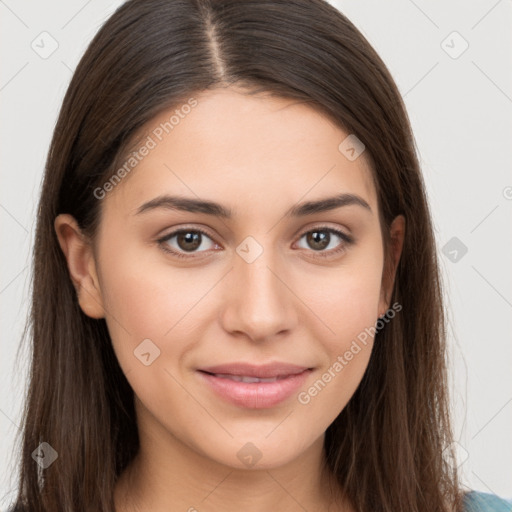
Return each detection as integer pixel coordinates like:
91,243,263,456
197,369,312,409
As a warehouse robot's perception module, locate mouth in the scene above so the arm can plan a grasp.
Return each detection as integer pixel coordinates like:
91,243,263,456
199,372,292,383
198,361,311,379
196,364,313,409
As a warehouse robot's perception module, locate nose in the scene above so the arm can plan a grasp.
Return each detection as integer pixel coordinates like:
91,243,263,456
219,241,298,342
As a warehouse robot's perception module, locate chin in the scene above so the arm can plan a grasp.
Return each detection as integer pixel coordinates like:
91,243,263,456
202,436,313,471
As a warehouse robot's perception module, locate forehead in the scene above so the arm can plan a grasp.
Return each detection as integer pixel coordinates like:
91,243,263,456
103,87,377,219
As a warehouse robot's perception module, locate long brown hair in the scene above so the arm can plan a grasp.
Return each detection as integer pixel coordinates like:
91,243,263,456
12,0,464,510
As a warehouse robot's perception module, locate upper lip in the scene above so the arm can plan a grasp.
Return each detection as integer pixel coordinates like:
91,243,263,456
198,362,312,379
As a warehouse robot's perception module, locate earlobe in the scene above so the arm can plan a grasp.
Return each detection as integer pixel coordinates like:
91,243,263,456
378,214,405,316
54,214,105,319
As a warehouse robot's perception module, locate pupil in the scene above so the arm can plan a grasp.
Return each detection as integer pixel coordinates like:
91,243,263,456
308,231,329,250
178,232,201,251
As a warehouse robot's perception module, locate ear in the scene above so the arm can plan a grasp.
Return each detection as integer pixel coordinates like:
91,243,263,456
378,214,405,317
54,214,105,319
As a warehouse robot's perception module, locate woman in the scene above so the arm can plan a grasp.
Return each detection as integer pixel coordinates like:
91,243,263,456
9,0,511,510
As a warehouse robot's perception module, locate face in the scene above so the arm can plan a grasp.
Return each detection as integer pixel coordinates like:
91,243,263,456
56,87,404,471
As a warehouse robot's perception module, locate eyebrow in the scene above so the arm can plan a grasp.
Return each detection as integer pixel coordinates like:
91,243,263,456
134,192,372,218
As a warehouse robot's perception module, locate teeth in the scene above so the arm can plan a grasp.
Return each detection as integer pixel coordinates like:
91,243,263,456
214,373,279,383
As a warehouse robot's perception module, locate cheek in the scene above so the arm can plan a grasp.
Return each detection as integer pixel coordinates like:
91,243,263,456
295,270,380,425
96,241,211,373
293,249,383,405
298,249,384,341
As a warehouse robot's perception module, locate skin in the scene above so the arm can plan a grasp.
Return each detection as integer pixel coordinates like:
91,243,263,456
55,86,405,512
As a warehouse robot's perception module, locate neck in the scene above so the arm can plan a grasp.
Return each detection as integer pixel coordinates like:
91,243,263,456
114,408,350,512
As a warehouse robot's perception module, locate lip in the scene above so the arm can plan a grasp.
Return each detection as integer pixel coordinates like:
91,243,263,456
196,363,313,409
198,362,311,379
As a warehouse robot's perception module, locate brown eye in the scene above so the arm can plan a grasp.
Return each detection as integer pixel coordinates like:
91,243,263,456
158,228,218,258
296,227,354,259
305,230,330,251
176,231,202,252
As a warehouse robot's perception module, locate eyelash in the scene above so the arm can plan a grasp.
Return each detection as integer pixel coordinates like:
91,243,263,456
156,225,354,260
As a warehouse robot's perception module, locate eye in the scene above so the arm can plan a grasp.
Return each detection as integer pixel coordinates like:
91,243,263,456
157,227,219,259
295,226,353,259
157,225,354,260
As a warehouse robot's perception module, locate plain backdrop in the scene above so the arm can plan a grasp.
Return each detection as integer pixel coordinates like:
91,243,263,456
1,0,511,508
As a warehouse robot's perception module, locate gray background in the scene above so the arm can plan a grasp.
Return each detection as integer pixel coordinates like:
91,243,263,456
1,0,511,508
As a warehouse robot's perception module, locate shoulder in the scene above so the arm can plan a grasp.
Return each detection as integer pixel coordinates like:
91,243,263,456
462,490,512,512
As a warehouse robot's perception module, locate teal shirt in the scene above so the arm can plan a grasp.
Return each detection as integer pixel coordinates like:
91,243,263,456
463,490,512,511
